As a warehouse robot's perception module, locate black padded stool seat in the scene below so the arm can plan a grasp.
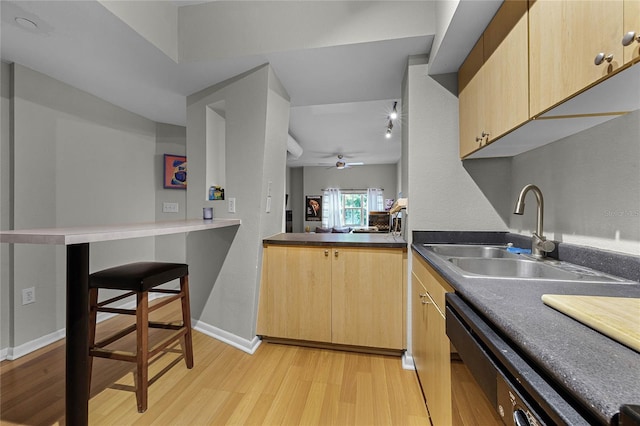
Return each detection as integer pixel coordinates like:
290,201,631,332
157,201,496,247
88,261,193,413
89,262,189,292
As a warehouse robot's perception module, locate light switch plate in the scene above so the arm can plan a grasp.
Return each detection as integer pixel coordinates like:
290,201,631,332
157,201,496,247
228,198,236,213
163,202,179,213
22,287,35,305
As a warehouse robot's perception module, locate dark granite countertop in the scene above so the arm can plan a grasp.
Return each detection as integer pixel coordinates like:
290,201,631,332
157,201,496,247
412,231,640,425
263,232,407,248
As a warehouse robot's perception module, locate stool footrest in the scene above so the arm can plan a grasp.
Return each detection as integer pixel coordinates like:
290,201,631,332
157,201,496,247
94,324,137,348
91,329,187,362
97,306,136,315
149,289,180,294
149,321,184,330
90,347,136,362
148,329,188,359
148,293,182,313
98,291,136,308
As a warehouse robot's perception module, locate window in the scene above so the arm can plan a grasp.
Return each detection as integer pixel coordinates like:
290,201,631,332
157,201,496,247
342,192,368,226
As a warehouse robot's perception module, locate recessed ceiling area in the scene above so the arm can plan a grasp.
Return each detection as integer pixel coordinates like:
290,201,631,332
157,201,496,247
1,1,491,168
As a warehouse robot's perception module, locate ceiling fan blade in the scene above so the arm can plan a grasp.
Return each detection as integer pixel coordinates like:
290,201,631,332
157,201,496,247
346,162,364,166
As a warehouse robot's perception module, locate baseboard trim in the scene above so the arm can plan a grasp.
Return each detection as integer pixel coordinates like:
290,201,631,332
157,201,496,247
6,328,66,360
402,352,415,370
192,320,261,355
3,292,172,360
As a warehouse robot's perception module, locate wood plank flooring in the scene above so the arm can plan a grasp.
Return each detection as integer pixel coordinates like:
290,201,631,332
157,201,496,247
1,299,501,426
1,302,429,425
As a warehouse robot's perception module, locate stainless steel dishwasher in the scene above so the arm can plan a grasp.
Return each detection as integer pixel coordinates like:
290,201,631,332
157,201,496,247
446,293,598,426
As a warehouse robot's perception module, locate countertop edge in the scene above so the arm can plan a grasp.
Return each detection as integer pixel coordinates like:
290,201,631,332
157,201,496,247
0,219,242,245
411,241,640,425
263,233,407,248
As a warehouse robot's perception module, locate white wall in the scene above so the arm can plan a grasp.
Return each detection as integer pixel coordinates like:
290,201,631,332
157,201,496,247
185,64,289,345
98,0,179,62
299,164,398,230
178,1,434,63
1,62,12,353
404,57,507,241
3,63,161,354
155,123,187,263
506,110,640,255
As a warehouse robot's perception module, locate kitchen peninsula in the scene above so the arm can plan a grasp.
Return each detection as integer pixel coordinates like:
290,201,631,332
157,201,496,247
0,218,241,426
258,232,407,352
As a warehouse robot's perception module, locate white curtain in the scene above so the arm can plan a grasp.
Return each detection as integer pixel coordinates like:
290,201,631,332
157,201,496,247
322,188,343,228
367,188,384,215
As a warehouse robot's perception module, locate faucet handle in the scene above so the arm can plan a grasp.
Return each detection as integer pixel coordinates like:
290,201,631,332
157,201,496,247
540,239,555,253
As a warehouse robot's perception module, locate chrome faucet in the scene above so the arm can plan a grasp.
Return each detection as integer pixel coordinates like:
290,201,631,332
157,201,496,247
513,184,555,259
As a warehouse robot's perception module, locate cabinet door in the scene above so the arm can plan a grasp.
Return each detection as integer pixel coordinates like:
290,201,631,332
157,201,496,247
424,297,452,426
529,0,624,116
458,36,485,158
624,0,640,64
483,0,529,142
257,245,332,342
331,247,403,349
411,272,428,387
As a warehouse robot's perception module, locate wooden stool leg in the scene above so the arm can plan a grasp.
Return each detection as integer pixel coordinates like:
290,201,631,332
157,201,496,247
88,288,99,394
136,291,149,413
180,275,194,369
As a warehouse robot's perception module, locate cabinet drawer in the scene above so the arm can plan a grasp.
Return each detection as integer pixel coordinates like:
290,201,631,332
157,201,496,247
412,253,454,311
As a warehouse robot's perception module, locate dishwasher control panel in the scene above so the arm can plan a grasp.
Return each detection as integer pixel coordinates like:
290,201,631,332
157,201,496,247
497,373,545,426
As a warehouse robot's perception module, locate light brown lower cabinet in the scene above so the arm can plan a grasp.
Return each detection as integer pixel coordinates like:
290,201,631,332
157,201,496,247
412,253,453,425
412,252,502,426
258,244,406,350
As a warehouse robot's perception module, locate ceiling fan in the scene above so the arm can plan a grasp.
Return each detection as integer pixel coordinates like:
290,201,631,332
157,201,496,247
333,154,364,170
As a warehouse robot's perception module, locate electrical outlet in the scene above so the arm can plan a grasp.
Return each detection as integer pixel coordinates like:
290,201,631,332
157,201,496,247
228,198,236,213
163,202,179,213
22,287,35,305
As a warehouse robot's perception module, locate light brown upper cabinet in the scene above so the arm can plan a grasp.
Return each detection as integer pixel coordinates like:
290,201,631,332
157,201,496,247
624,0,640,64
529,0,625,117
459,37,486,158
458,0,529,158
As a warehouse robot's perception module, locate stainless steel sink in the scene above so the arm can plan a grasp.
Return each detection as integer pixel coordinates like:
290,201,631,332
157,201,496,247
423,244,636,283
447,257,634,283
425,244,519,258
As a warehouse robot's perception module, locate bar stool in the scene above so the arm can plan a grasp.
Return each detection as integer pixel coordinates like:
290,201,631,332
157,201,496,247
88,262,194,413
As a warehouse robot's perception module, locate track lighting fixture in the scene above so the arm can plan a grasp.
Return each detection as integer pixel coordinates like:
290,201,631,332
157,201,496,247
390,101,398,120
385,101,398,139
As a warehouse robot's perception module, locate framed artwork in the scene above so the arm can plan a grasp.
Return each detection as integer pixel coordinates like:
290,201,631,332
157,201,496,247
306,196,322,221
163,154,187,189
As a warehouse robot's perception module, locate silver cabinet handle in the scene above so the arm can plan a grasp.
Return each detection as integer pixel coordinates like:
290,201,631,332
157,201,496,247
324,250,329,256
594,52,614,65
334,250,339,257
622,31,639,46
481,131,490,138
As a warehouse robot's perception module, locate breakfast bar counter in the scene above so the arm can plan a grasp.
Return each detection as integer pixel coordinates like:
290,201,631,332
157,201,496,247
0,218,241,426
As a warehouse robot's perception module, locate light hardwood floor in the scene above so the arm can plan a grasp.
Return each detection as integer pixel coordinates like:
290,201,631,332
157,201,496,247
1,300,501,426
1,301,429,425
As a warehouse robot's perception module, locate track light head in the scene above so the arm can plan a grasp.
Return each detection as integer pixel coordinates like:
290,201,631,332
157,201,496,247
390,101,398,120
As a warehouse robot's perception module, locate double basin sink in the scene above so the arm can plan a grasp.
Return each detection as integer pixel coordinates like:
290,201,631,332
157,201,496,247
424,244,634,284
